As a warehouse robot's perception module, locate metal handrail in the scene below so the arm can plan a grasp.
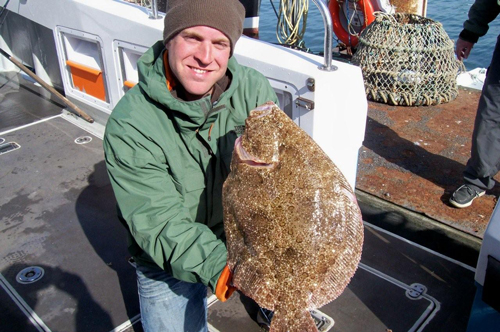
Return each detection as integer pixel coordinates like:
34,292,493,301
311,0,336,71
150,0,159,19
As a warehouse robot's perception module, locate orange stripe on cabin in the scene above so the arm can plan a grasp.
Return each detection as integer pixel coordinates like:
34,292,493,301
66,60,106,101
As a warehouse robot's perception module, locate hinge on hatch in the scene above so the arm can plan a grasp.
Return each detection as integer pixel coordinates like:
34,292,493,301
295,97,315,111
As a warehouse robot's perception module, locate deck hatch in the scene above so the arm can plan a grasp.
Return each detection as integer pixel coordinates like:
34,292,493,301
0,142,21,155
113,40,148,96
55,26,111,110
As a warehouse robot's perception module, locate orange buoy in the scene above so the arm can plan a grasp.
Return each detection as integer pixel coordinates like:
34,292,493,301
329,0,375,48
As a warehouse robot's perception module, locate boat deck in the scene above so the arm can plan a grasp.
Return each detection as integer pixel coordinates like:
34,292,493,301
356,86,498,245
0,72,478,331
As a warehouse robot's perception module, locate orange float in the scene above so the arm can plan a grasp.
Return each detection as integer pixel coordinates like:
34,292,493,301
329,0,375,48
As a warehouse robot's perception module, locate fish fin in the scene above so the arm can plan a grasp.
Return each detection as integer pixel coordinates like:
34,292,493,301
309,212,364,308
269,308,318,332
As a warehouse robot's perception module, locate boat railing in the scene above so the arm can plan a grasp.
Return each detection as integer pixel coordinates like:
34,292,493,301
311,0,336,71
146,0,335,70
149,0,160,19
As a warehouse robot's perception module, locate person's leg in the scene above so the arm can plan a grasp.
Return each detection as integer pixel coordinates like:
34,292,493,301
464,35,500,190
136,264,208,332
451,36,500,208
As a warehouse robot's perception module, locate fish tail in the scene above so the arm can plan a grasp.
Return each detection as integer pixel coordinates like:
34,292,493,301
269,308,318,332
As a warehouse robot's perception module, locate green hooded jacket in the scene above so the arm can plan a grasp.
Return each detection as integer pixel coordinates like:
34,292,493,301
103,41,278,291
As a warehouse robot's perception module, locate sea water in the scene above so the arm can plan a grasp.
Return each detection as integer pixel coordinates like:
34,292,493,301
258,0,500,70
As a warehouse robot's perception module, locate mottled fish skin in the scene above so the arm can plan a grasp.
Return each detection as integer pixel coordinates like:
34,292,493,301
223,102,364,332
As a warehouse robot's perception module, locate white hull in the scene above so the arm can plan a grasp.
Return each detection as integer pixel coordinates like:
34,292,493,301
0,0,367,189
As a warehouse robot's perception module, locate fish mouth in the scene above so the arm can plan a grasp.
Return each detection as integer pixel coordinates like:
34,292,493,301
249,102,275,119
235,137,275,168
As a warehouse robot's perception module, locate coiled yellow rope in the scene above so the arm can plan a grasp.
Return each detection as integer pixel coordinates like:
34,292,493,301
274,0,309,48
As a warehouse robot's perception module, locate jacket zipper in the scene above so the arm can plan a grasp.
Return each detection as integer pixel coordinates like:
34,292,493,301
208,123,214,141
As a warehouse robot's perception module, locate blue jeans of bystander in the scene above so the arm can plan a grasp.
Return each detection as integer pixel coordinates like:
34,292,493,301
136,264,208,332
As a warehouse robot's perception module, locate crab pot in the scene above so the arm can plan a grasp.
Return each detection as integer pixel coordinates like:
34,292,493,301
352,13,462,106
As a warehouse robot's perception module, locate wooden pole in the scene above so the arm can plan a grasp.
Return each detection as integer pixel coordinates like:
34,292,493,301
0,48,94,123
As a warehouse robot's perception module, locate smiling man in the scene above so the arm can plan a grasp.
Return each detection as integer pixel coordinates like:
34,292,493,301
103,0,278,331
166,26,231,100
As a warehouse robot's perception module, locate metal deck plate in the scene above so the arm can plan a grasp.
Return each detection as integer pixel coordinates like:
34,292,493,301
0,116,141,332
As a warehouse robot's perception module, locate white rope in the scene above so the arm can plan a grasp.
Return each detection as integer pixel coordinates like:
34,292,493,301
374,11,398,24
346,1,360,37
341,0,365,38
274,0,309,48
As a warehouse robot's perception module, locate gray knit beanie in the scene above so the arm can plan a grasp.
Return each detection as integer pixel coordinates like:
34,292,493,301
163,0,245,56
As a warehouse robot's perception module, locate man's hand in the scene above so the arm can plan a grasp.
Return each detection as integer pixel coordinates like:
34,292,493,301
215,265,236,302
456,38,474,61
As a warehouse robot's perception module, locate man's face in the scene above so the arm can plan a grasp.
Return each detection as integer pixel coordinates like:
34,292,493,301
166,26,231,101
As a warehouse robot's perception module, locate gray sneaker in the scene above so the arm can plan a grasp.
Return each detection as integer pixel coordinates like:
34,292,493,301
449,184,486,208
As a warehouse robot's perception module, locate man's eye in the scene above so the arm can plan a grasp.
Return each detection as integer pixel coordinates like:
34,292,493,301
183,35,201,43
215,42,230,50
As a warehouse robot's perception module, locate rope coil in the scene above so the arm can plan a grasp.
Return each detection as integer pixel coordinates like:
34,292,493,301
352,12,465,106
272,0,309,49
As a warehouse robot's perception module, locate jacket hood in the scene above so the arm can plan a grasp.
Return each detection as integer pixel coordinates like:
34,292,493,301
137,41,241,130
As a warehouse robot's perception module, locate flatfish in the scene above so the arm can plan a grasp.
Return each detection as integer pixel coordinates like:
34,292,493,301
222,102,364,332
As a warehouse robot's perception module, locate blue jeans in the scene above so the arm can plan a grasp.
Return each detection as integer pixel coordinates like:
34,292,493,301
136,264,208,332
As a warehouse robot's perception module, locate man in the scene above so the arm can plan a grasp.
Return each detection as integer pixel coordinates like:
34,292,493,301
449,0,500,208
103,0,278,330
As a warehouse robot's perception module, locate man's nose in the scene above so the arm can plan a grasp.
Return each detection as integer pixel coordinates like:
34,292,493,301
195,42,213,64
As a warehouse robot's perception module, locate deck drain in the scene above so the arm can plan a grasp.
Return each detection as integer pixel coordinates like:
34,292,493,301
0,142,21,155
16,266,45,284
75,136,92,144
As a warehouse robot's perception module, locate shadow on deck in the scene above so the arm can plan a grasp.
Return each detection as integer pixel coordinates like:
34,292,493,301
356,87,499,265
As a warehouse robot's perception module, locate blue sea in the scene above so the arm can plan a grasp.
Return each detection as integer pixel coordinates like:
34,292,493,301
258,0,500,70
